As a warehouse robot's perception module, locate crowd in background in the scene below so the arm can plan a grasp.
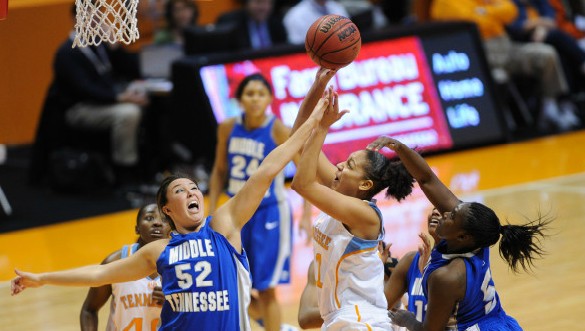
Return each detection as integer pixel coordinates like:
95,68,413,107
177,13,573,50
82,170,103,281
30,0,585,193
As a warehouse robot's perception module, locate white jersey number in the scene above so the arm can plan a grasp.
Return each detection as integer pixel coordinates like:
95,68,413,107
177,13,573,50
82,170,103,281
481,269,497,314
231,156,259,179
175,261,213,289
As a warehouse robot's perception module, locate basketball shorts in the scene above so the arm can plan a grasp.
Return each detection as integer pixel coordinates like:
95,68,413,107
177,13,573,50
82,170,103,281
241,199,292,291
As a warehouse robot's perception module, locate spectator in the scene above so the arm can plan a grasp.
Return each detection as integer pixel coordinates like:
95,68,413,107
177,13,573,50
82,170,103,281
153,0,199,46
507,0,585,98
283,0,350,44
430,0,579,132
548,0,585,44
29,3,149,186
216,0,288,50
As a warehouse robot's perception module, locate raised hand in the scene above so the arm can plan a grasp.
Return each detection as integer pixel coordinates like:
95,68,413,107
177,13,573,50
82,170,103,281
320,88,348,129
315,67,337,86
366,136,403,152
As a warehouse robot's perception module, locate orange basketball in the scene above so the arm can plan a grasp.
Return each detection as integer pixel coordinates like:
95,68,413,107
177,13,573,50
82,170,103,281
305,14,361,70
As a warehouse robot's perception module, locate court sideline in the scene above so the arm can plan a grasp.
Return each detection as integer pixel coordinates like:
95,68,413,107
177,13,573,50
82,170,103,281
1,130,584,330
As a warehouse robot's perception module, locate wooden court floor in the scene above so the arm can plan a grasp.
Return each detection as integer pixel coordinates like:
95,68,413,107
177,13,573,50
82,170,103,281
1,130,585,330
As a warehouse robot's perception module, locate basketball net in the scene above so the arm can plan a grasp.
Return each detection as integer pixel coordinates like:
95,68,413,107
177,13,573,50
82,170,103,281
73,0,139,47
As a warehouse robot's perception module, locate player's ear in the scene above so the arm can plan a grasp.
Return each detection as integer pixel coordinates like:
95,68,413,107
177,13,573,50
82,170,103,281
359,179,373,191
162,206,171,216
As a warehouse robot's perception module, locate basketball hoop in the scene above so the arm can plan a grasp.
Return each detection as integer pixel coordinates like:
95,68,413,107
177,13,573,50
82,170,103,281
73,0,140,47
0,0,8,20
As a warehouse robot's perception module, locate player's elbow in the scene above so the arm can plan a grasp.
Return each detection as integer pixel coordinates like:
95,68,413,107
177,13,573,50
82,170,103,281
298,309,322,329
290,178,307,193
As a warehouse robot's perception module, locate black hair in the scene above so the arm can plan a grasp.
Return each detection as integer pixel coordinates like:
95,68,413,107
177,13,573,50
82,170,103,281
462,203,552,273
156,173,199,231
136,202,157,225
235,73,273,100
362,150,415,201
164,0,199,30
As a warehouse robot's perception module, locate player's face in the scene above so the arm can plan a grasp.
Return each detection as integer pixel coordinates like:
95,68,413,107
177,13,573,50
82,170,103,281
239,80,273,118
436,202,468,241
172,1,196,30
331,150,369,197
136,204,171,243
427,208,441,239
162,178,205,233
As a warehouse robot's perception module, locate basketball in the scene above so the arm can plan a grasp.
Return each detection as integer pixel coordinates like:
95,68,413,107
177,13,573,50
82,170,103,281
305,14,361,70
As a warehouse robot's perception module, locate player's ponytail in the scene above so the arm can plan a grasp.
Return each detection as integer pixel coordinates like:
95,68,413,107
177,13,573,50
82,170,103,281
363,150,414,201
498,213,552,273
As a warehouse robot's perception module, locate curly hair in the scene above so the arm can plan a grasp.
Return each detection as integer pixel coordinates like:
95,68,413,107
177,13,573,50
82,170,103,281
362,150,415,201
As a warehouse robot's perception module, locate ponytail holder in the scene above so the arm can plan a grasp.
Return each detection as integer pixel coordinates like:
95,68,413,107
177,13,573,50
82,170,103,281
499,224,504,234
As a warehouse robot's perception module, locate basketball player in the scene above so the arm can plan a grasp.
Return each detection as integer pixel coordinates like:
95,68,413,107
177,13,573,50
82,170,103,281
80,203,171,331
296,208,438,330
11,94,339,330
368,136,551,331
208,73,312,331
384,208,441,326
297,241,401,330
290,78,415,329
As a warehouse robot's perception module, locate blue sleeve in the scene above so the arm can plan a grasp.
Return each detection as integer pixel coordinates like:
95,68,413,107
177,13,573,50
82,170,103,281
531,0,555,19
508,0,528,31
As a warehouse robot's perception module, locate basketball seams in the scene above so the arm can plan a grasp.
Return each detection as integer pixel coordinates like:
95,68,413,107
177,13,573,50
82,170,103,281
307,15,331,52
305,14,361,69
312,21,354,56
320,38,360,56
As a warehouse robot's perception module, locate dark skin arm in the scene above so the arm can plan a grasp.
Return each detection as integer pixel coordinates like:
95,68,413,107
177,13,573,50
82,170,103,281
367,136,460,214
208,118,236,214
384,251,416,310
80,251,119,331
390,259,467,331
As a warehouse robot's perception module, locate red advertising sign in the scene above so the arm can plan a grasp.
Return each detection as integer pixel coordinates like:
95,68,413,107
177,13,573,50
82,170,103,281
201,36,453,164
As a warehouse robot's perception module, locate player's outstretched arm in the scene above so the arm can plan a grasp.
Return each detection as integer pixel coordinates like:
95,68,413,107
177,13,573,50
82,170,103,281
367,136,460,214
290,68,338,184
11,240,165,296
213,97,333,251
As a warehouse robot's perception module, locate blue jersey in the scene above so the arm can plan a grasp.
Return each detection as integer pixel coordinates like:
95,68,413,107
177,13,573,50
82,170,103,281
156,217,252,330
226,114,286,207
422,241,522,330
406,252,427,322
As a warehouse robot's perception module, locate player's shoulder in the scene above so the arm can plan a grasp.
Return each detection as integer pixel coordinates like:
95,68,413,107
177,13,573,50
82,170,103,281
431,258,466,287
401,251,417,265
218,117,238,136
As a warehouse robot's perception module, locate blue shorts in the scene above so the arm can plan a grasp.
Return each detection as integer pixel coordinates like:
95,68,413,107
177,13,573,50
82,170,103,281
241,199,292,291
469,313,523,330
